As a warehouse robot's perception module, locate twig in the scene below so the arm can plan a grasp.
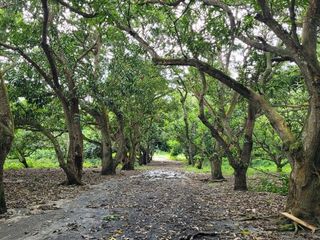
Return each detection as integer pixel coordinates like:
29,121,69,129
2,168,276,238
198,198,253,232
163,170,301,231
238,214,278,221
249,166,282,178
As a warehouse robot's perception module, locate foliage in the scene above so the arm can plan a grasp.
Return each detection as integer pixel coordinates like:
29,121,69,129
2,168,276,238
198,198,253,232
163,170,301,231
252,174,289,196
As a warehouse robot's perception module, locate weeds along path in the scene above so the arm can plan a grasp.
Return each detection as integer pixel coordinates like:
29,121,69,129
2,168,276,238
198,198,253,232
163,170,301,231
0,158,317,239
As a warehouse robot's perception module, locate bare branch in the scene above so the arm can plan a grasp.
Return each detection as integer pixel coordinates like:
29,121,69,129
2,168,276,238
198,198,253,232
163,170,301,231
118,24,159,59
54,0,98,18
72,40,97,71
237,34,291,57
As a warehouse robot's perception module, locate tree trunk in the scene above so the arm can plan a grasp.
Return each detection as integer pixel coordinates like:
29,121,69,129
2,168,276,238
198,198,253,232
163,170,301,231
196,159,203,169
139,146,148,165
122,143,136,170
84,104,117,175
99,108,115,175
234,167,248,191
0,73,14,214
63,99,83,185
111,108,126,171
17,151,29,168
287,159,320,223
209,154,224,180
147,147,153,163
122,123,139,171
39,126,65,169
286,92,320,223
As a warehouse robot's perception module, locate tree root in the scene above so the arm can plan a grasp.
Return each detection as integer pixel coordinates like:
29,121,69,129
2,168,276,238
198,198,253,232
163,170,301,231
180,231,219,240
238,214,278,221
200,178,227,183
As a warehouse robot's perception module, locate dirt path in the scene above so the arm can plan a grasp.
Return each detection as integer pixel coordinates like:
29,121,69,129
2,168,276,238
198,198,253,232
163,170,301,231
0,158,318,239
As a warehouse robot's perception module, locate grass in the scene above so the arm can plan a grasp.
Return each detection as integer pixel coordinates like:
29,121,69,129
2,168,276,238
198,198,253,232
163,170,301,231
170,153,291,195
5,151,291,177
4,157,101,170
4,151,291,195
182,158,291,176
155,151,292,179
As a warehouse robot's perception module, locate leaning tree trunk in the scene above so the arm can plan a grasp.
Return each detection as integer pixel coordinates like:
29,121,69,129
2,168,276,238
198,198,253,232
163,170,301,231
0,73,14,214
17,150,29,168
38,124,66,170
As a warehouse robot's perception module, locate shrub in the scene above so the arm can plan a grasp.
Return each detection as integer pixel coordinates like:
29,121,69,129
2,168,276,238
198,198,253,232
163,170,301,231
253,173,289,195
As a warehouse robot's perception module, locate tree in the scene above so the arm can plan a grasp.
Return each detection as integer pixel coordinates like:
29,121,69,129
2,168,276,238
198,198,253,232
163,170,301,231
0,70,14,214
105,0,320,222
0,1,99,184
9,130,47,168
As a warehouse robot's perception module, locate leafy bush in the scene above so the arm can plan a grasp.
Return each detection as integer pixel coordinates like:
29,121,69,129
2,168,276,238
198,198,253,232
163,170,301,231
167,139,183,156
84,144,101,159
253,174,289,195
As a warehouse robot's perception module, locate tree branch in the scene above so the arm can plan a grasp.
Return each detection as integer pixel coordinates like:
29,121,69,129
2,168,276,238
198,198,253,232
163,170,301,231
201,0,291,57
197,71,236,165
141,0,185,6
0,43,52,84
54,0,98,18
41,0,61,89
301,0,320,67
256,0,301,53
288,0,299,43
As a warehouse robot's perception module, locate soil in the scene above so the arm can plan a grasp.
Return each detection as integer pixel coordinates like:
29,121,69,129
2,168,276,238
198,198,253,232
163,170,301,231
0,157,319,240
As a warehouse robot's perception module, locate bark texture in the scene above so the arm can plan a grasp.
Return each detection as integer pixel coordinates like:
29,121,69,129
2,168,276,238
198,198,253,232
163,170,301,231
209,154,224,180
87,106,116,175
0,74,14,214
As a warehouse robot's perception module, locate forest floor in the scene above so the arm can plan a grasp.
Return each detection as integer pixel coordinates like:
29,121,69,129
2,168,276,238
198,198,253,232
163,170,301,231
0,158,319,240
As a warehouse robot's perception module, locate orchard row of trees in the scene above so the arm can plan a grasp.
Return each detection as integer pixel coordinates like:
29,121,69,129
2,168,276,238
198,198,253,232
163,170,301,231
0,0,319,225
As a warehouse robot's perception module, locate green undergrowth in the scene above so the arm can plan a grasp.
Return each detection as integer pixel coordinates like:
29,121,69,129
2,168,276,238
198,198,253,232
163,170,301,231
250,174,289,195
182,157,291,177
4,151,290,195
162,152,291,195
154,151,186,161
4,157,101,170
